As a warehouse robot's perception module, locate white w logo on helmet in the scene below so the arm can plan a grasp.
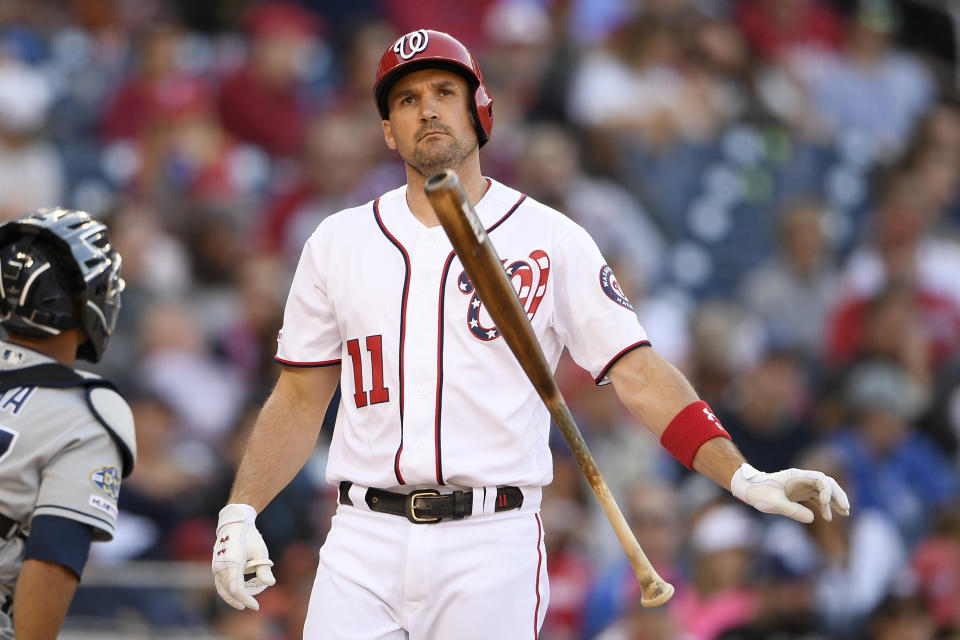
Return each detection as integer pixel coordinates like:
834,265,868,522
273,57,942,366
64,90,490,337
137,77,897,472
393,29,429,60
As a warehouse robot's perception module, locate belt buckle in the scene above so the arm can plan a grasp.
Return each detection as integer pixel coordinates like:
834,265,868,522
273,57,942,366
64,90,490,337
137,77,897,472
405,489,442,524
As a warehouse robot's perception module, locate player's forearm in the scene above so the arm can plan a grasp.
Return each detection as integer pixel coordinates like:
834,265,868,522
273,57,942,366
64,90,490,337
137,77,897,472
13,559,78,639
607,346,700,438
608,346,744,489
230,399,317,511
229,367,339,511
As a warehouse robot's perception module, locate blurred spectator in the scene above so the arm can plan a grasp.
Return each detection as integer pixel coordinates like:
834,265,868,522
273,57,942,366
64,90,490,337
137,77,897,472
734,0,844,64
216,252,289,399
258,109,388,257
832,170,960,373
671,503,762,640
714,348,813,472
811,503,908,636
136,76,271,213
921,354,960,462
99,393,199,563
325,18,396,116
136,299,246,445
761,448,909,635
842,170,958,303
594,601,683,640
478,2,561,175
94,202,191,381
809,0,933,158
738,197,841,355
99,22,195,141
582,483,686,639
902,102,960,222
481,2,555,120
567,378,662,562
514,123,666,288
827,283,935,390
827,360,958,545
865,592,938,640
568,9,728,151
0,56,63,219
378,0,496,51
912,507,960,634
685,301,767,406
687,15,757,124
216,2,323,158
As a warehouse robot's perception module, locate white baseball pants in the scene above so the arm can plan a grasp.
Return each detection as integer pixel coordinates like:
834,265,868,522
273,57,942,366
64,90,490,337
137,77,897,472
303,503,549,639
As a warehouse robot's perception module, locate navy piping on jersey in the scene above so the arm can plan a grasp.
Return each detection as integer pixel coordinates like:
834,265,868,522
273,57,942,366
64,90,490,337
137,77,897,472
25,515,93,580
433,250,458,485
373,196,411,485
533,513,544,639
432,192,526,485
594,340,652,385
34,504,115,530
275,357,341,368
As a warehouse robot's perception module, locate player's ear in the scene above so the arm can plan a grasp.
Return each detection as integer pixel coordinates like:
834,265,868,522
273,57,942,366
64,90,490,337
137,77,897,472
383,120,397,150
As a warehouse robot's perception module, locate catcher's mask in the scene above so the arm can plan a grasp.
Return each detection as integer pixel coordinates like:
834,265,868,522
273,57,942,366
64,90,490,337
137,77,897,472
0,208,124,362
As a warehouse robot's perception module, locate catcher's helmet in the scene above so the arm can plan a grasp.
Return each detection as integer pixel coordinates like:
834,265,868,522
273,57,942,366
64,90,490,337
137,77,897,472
374,29,493,146
0,208,124,362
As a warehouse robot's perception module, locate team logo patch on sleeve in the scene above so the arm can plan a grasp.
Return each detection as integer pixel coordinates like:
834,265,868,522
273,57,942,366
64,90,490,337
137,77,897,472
599,265,634,310
90,466,120,501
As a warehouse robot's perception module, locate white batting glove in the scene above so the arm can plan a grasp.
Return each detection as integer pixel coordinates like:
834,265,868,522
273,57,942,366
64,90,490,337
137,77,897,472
731,463,851,524
212,503,276,611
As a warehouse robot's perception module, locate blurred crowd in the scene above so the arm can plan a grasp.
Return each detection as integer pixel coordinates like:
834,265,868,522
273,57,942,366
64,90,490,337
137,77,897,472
2,0,960,638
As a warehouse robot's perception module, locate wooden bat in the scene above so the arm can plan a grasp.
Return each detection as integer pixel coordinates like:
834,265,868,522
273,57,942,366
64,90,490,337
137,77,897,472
424,169,674,607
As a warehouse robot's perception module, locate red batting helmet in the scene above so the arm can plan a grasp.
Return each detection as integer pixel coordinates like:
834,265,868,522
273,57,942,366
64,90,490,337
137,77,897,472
374,29,493,146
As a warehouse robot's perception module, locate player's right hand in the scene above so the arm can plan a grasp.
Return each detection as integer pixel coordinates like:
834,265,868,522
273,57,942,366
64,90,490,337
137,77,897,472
730,463,851,524
212,503,276,610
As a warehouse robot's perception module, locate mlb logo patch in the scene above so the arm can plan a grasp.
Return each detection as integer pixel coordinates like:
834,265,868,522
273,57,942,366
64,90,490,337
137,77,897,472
90,465,120,501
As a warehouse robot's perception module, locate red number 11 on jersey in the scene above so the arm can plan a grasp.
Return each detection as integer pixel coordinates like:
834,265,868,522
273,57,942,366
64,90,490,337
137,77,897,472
346,335,390,408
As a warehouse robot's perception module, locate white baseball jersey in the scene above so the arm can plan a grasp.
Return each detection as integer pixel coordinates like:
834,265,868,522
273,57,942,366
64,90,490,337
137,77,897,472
276,178,648,490
0,341,135,636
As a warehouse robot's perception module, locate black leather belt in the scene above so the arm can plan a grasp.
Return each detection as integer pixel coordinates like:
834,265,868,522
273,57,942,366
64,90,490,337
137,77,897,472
338,481,524,524
0,512,20,540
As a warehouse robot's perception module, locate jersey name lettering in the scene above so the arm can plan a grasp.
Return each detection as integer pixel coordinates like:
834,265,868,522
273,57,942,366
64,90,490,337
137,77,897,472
0,386,35,416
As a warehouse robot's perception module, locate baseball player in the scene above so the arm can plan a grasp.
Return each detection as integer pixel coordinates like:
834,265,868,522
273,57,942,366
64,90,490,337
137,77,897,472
213,29,850,638
0,209,133,639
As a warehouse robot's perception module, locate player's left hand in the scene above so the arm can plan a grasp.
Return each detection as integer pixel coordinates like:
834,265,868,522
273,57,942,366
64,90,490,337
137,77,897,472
731,463,851,524
212,503,276,610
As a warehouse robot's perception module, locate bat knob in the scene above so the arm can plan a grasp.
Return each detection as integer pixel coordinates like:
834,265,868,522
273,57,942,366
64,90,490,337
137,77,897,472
425,169,459,193
640,581,675,608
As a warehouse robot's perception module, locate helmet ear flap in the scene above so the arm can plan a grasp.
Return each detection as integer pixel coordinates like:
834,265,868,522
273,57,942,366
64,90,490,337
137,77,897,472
473,83,493,146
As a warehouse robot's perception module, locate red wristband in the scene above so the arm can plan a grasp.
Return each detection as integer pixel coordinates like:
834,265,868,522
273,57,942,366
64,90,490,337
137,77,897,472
660,400,731,469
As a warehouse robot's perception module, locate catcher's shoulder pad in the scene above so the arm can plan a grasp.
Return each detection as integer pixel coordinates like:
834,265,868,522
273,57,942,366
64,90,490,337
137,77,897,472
0,363,137,476
80,372,136,477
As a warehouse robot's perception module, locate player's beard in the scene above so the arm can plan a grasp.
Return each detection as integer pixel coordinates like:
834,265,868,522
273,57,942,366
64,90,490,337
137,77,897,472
407,125,477,177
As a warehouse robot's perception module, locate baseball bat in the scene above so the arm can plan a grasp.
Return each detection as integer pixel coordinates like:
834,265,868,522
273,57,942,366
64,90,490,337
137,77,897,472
424,169,674,607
